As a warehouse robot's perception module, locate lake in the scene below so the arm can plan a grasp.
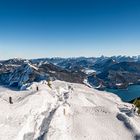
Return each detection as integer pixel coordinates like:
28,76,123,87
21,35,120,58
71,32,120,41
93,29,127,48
106,85,140,102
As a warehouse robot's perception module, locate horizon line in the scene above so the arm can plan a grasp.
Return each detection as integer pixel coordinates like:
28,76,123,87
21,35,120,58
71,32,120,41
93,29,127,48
1,55,140,61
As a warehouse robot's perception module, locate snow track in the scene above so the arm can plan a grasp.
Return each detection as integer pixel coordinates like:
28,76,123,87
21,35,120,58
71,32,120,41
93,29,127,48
0,81,140,140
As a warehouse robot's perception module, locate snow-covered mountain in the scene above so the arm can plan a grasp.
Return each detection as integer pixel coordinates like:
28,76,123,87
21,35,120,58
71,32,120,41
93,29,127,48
89,61,140,89
31,55,140,71
1,56,140,90
0,61,86,89
0,80,140,140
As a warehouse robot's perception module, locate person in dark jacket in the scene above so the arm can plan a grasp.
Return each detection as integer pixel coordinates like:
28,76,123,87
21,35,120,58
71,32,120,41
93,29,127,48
9,97,13,104
36,86,39,91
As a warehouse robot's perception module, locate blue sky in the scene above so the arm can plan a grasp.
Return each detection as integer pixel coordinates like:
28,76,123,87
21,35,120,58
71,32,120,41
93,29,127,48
0,0,140,59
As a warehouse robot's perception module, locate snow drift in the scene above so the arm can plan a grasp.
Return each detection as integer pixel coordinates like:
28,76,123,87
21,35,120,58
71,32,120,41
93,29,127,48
0,80,140,140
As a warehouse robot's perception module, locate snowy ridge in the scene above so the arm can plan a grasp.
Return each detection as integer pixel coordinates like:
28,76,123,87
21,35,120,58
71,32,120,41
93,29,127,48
0,80,140,140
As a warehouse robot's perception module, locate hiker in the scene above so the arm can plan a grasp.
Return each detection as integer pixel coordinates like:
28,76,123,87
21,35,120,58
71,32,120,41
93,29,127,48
9,97,13,104
36,86,39,91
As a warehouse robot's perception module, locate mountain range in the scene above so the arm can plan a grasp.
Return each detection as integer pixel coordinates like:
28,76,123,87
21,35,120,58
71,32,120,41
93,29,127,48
0,55,140,89
0,56,140,140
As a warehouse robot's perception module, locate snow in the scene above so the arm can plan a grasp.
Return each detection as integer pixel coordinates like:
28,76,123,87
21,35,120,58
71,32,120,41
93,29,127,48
0,80,140,140
83,79,92,88
82,68,96,75
28,63,39,71
116,83,123,86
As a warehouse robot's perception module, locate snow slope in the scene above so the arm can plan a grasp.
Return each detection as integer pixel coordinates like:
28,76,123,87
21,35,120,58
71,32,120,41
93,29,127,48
0,81,140,140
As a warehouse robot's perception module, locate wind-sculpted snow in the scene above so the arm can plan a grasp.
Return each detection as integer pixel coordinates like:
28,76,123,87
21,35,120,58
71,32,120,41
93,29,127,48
0,80,140,140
